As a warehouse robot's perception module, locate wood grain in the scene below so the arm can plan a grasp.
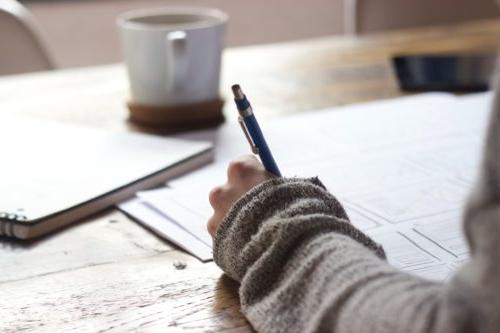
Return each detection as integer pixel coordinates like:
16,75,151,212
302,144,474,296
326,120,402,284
0,253,247,332
0,211,171,284
2,19,500,332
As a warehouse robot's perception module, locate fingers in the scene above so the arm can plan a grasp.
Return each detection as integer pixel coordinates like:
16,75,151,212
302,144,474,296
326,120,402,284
207,185,235,237
207,155,272,239
207,186,227,237
208,185,226,209
212,155,269,212
207,212,223,237
209,184,235,210
227,154,264,183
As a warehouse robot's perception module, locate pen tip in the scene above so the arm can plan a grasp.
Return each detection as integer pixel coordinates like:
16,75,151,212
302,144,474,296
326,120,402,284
231,84,245,99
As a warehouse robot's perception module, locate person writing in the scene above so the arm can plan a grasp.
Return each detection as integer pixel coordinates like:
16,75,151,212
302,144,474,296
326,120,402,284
206,84,500,332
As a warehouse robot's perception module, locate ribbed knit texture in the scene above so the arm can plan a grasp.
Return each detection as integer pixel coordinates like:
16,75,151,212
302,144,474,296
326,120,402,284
214,86,500,332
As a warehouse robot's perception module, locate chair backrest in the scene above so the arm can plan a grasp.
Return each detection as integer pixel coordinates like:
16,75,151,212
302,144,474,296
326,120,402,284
345,0,500,34
0,0,54,75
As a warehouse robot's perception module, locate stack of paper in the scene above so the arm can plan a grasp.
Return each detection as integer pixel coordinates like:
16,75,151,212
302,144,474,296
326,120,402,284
119,92,492,279
119,196,212,261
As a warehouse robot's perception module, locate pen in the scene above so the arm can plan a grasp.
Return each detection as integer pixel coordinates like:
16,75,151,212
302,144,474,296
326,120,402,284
231,84,282,177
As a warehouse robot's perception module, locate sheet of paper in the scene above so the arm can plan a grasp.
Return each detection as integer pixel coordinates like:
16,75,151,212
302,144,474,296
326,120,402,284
363,211,467,280
118,199,212,262
131,92,492,277
413,215,469,260
137,188,213,247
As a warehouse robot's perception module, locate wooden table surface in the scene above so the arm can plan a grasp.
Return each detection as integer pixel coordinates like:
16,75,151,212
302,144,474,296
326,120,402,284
2,19,500,332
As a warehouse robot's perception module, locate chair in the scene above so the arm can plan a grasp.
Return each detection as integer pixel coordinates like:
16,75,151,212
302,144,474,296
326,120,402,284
344,0,500,34
0,0,54,75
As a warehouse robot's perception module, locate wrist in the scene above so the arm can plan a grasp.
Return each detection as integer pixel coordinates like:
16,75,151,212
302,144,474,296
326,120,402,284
213,177,336,281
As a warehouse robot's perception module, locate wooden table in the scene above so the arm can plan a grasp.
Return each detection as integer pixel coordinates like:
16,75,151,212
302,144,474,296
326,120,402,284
2,19,500,332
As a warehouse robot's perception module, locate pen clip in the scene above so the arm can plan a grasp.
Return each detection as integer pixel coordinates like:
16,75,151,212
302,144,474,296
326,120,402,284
238,117,259,154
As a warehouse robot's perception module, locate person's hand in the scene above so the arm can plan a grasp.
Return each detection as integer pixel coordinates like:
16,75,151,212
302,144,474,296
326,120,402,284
207,155,274,238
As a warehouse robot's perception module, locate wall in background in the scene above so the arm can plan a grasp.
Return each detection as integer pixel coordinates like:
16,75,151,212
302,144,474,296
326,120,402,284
25,0,344,68
16,0,500,69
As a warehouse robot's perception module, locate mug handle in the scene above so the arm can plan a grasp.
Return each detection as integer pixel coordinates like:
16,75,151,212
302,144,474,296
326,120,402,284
166,31,188,92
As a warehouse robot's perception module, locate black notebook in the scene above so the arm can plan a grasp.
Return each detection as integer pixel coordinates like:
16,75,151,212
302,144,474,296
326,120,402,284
0,115,213,239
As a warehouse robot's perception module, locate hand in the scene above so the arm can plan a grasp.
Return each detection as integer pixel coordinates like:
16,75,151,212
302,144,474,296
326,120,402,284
207,155,274,238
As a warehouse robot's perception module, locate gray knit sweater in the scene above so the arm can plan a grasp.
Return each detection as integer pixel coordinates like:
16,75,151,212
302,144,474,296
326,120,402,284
213,91,500,332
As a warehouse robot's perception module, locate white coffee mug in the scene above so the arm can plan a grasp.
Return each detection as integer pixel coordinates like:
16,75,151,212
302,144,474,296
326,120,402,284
117,7,227,107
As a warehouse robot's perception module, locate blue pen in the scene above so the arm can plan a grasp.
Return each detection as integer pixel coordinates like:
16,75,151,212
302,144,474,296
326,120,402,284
231,84,282,177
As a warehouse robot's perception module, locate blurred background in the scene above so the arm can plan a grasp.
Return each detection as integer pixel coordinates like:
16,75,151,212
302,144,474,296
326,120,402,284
2,0,500,73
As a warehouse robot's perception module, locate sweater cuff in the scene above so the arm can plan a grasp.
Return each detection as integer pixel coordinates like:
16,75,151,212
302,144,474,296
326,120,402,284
213,177,385,282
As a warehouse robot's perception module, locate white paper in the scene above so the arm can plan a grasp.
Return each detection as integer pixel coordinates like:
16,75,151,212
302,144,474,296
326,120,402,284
129,92,492,277
137,188,213,247
413,215,469,260
0,114,212,220
118,199,212,261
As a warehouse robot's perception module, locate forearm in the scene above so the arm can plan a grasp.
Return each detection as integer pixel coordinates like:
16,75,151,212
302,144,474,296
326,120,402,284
238,230,444,333
213,64,500,332
214,178,446,333
213,177,384,283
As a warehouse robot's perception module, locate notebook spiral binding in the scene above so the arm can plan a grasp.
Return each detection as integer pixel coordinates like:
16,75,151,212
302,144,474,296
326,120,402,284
0,212,27,237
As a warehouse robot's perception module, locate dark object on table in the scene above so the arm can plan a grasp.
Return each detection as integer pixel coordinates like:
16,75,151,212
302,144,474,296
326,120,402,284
127,97,225,133
393,54,496,92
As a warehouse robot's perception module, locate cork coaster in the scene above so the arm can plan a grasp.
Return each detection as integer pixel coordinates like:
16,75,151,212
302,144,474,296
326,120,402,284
128,97,225,132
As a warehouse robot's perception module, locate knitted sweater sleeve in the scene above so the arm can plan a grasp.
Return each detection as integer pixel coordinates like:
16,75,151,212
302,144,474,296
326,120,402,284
213,177,500,332
214,80,500,333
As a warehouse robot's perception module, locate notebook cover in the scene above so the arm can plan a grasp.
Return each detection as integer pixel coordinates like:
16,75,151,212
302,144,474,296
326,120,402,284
0,115,213,239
